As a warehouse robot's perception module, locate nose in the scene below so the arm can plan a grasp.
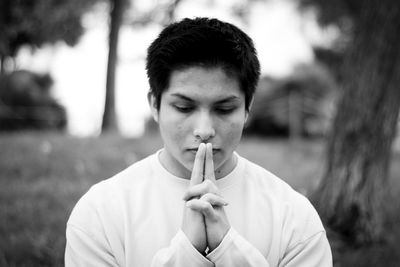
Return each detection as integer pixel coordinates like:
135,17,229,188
193,111,215,142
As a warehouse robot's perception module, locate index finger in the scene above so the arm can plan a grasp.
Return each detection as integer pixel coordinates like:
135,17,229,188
190,143,206,186
205,143,216,182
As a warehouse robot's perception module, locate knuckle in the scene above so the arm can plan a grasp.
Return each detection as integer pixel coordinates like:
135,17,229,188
204,202,213,211
192,184,203,194
200,193,208,201
203,179,214,189
201,193,214,202
190,184,199,192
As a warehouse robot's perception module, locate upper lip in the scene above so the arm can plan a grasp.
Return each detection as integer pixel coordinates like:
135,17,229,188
187,147,220,151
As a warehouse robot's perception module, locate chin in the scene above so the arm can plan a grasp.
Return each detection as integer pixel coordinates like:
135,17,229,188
179,156,195,176
214,158,226,173
183,160,194,172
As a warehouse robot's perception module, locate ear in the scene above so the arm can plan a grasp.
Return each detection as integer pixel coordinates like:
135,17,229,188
147,92,159,123
244,97,254,123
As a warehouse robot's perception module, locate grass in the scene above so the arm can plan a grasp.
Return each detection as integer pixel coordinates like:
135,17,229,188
0,132,399,266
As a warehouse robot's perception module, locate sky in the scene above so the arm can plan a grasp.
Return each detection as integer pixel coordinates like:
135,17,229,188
15,0,336,137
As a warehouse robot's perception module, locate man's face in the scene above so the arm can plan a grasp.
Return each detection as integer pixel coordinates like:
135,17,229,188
149,66,249,179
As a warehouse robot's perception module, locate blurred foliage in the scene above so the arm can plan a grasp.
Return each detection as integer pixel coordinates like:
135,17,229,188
300,0,399,84
128,0,183,27
0,0,101,70
0,70,67,131
312,46,345,83
245,63,337,138
300,0,368,28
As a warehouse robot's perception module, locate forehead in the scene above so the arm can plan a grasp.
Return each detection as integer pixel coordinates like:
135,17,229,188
164,66,243,101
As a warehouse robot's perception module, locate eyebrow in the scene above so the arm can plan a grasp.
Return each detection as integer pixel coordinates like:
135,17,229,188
170,93,194,102
215,96,241,104
170,93,240,103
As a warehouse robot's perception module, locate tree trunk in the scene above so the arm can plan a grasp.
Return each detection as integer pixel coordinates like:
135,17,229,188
0,55,5,74
101,0,125,133
313,0,400,244
288,89,302,141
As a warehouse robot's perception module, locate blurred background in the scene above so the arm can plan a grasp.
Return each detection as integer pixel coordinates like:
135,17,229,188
0,0,399,266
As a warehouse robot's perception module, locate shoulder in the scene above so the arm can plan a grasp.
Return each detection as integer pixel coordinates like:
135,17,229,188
89,153,155,198
67,153,157,228
239,156,301,200
93,152,159,196
239,155,325,236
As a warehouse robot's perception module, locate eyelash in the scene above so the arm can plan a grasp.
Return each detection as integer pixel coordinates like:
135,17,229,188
173,105,236,114
174,106,193,113
215,107,236,114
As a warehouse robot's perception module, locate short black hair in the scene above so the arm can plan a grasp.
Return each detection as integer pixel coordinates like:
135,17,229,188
146,17,260,111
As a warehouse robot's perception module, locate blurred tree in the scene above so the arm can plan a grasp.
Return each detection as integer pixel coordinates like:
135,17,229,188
0,0,100,74
101,0,128,133
129,0,183,27
101,0,184,133
312,46,344,83
0,70,67,131
245,63,336,138
301,0,400,244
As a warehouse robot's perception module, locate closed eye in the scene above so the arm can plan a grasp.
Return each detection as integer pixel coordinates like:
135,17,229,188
215,106,237,114
174,105,194,113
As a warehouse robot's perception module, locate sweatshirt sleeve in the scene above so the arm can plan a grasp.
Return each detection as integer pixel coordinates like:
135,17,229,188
206,227,271,267
66,220,215,267
277,231,332,267
65,183,123,267
65,223,119,267
206,227,332,267
276,193,333,267
151,229,214,267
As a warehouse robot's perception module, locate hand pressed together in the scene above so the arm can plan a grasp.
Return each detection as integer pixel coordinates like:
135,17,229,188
181,143,231,253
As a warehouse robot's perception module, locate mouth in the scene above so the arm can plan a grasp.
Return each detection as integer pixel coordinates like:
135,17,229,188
187,147,221,155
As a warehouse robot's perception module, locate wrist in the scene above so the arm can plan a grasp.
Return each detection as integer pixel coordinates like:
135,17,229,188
207,223,230,251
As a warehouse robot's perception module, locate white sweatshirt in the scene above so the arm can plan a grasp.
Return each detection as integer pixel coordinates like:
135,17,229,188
65,151,332,267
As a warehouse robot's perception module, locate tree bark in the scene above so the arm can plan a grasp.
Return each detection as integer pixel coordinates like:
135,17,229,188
313,0,400,244
288,89,302,141
0,55,5,74
101,0,125,133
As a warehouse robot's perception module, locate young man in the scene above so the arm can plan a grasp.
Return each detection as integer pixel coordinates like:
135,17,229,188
65,17,332,266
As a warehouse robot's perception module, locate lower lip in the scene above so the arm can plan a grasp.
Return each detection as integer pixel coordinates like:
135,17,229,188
187,149,220,155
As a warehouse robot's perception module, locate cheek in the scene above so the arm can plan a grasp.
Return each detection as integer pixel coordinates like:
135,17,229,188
220,120,245,143
160,119,186,144
229,122,245,139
